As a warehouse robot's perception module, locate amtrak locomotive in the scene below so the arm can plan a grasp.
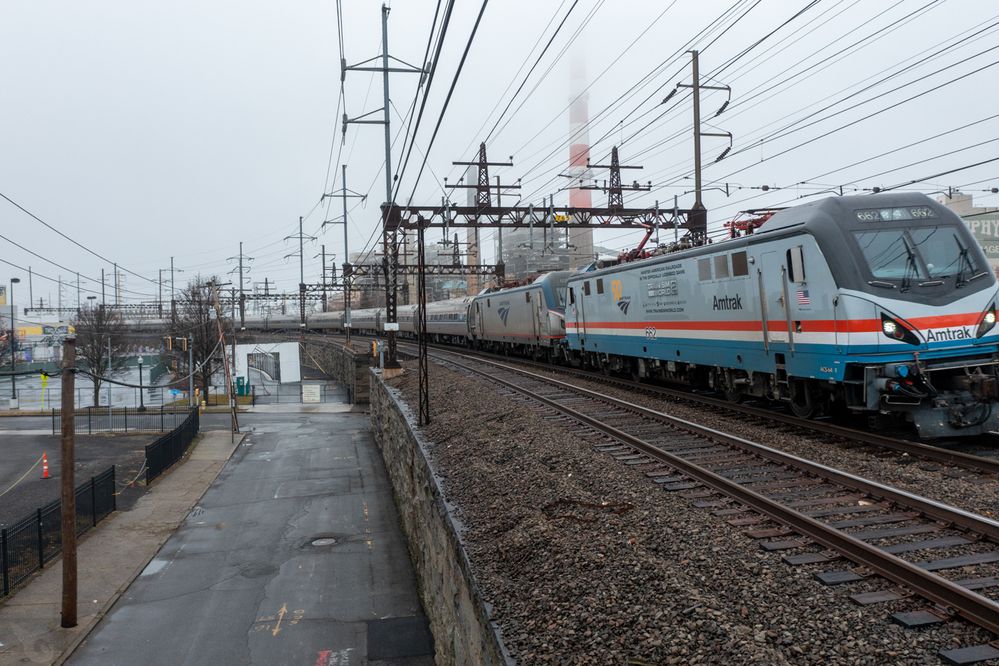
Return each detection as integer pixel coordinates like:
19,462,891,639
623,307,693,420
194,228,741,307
244,193,997,439
564,193,999,438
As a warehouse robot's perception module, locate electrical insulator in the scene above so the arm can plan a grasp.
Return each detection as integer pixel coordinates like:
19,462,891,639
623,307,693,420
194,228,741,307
164,336,172,351
181,338,189,352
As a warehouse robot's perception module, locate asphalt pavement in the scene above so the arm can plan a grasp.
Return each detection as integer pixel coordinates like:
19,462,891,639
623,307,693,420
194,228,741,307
69,410,433,665
0,427,151,527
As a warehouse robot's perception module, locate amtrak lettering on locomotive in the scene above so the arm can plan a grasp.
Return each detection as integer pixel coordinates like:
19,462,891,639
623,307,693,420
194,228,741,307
565,193,999,438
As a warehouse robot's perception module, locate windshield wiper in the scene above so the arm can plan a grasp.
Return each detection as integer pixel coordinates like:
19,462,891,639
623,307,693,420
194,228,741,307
954,236,977,288
917,280,944,287
900,235,919,293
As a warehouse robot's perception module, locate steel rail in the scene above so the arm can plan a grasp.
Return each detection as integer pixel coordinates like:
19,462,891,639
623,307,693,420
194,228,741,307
420,339,999,475
303,332,999,473
432,349,999,636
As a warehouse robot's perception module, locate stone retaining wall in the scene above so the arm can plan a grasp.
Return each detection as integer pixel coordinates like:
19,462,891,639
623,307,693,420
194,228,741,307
369,369,513,666
304,340,371,403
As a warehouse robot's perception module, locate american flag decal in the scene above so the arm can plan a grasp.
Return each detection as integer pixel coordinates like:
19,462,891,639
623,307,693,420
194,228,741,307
796,289,811,306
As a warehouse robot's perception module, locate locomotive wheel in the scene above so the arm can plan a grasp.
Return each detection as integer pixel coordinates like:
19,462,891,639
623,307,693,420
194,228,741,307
789,381,817,419
723,387,744,403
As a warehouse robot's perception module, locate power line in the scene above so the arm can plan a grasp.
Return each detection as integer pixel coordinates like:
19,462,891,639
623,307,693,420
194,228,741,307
0,191,158,286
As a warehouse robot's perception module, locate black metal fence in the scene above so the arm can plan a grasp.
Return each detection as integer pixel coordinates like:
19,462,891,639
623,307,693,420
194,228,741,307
145,408,200,484
50,405,193,436
1,467,116,598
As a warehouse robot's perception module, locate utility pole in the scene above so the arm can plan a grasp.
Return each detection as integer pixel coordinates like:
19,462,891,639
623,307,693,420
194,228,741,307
158,269,164,318
284,218,315,328
101,268,105,306
113,263,119,306
342,3,424,368
76,272,81,312
674,50,731,245
187,335,194,408
57,275,62,311
59,336,78,628
322,164,365,343
314,245,329,312
170,257,176,326
239,243,245,329
496,175,503,270
28,266,33,308
207,281,238,438
227,243,252,330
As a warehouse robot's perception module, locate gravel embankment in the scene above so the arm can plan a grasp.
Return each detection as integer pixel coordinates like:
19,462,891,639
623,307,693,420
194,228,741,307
513,364,999,521
388,360,994,664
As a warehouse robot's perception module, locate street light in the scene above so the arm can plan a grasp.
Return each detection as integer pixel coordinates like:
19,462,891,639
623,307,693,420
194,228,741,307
9,277,20,409
137,355,146,412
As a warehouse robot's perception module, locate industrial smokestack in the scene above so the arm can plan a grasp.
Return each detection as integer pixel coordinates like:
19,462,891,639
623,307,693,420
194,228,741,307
568,55,593,269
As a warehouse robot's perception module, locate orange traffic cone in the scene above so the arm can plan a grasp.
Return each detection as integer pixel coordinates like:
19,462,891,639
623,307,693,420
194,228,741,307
42,452,50,480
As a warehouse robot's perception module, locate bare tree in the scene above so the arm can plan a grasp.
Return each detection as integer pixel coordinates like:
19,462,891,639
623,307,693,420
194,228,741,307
172,276,223,399
73,305,129,406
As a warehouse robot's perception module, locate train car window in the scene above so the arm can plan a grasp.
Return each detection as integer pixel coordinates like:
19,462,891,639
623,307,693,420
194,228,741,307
584,281,591,296
714,255,730,279
732,251,749,276
698,258,712,281
596,278,604,294
787,246,805,283
487,299,491,307
526,292,531,302
568,287,575,304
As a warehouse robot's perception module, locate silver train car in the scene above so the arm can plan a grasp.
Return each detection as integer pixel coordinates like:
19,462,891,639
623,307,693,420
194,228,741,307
467,272,571,359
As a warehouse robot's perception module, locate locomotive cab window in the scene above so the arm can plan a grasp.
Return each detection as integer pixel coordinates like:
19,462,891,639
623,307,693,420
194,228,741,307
787,246,805,283
584,281,591,296
568,287,575,304
525,292,531,302
714,255,729,279
732,251,749,276
596,278,604,294
698,258,712,281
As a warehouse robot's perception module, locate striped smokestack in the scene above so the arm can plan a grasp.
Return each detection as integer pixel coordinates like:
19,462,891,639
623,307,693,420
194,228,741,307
568,55,593,268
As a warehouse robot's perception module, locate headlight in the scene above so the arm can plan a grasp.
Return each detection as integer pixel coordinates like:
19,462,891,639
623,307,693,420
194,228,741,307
880,313,920,345
977,303,997,338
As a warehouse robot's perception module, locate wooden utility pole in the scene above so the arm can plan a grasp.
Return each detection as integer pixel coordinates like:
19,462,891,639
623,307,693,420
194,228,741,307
60,337,77,628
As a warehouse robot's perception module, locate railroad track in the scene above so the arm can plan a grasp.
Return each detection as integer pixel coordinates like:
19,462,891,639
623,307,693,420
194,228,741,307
356,333,999,476
420,345,999,663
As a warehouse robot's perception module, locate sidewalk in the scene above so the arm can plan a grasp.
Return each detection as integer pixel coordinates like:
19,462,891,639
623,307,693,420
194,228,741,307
0,430,243,666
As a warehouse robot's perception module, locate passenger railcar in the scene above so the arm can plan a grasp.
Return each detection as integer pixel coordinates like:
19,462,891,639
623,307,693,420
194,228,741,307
566,193,999,437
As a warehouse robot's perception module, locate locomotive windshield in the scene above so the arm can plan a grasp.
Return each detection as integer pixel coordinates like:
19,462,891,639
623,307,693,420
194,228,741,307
853,225,987,287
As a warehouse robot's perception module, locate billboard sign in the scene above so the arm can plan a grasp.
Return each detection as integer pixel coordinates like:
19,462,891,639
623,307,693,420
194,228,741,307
964,214,999,260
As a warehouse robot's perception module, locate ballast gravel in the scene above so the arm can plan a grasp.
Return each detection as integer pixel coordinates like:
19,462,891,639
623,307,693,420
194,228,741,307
523,363,999,521
386,361,996,665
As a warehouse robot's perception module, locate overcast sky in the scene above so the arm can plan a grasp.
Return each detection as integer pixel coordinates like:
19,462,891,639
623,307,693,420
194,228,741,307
1,0,997,307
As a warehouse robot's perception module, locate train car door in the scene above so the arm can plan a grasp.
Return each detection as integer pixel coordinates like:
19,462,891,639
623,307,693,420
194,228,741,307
469,301,482,340
534,290,547,338
759,251,791,350
574,282,589,350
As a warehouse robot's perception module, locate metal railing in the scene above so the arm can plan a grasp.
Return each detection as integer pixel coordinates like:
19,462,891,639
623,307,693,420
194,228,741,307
145,408,200,484
50,406,193,436
1,467,116,598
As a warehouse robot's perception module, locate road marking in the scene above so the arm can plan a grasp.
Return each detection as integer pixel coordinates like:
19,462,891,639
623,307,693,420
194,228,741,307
272,603,287,637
